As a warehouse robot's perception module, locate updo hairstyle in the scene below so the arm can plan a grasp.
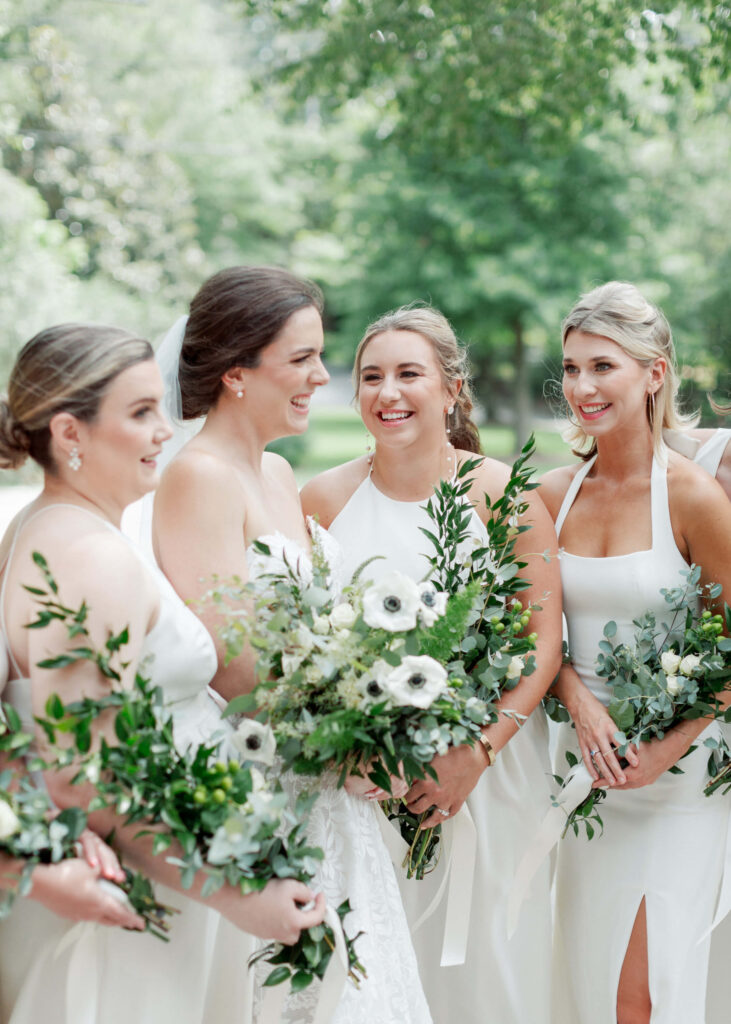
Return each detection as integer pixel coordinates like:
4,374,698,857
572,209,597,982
179,266,324,420
561,281,697,459
353,305,482,453
0,324,153,472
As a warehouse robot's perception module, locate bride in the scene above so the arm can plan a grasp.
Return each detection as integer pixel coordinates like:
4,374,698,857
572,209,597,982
151,266,433,1024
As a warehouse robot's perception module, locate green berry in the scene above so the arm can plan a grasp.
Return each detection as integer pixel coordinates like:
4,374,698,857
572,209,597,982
211,788,227,804
702,610,712,620
494,622,505,633
512,601,523,612
214,760,228,774
220,775,233,791
193,787,208,805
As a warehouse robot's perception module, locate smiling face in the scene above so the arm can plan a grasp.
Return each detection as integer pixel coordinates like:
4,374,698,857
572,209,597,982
238,305,328,441
562,330,662,439
73,359,172,505
357,330,455,449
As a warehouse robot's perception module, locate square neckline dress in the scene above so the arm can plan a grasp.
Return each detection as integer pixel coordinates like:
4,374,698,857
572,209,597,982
551,454,730,1024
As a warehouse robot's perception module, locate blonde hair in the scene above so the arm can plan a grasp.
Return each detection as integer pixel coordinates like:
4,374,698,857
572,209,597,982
353,305,482,453
560,282,697,459
0,324,152,472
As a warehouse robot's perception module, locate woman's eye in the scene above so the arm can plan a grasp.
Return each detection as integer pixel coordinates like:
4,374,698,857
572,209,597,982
595,362,612,372
400,371,418,379
133,406,152,418
563,366,578,376
362,374,381,384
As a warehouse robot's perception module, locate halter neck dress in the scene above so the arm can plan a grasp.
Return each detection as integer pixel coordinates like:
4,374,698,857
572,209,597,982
0,503,252,1024
551,455,730,1024
329,473,554,1024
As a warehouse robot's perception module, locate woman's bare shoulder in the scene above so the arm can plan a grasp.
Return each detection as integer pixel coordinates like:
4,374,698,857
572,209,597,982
301,458,370,528
536,463,582,521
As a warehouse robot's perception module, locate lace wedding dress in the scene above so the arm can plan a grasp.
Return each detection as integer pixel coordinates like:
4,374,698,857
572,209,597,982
247,527,432,1024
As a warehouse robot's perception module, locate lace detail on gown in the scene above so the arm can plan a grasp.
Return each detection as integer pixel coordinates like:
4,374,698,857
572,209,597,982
247,526,432,1024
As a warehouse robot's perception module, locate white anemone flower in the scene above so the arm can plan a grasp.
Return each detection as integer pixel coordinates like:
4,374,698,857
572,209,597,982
417,583,448,627
362,572,421,631
0,800,20,840
383,655,448,709
661,651,682,676
679,654,702,677
232,719,277,766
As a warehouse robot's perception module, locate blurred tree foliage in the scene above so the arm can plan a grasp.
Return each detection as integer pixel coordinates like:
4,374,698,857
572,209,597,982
0,0,728,445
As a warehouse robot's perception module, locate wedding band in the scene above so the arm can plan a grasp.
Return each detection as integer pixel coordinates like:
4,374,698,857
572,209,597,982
436,808,449,818
601,749,613,756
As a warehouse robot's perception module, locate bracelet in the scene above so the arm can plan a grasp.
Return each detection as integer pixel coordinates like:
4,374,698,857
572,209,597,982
477,732,496,767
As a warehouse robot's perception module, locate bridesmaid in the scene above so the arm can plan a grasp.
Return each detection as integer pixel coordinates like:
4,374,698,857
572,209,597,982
538,282,731,1024
152,267,433,1024
301,305,562,1024
0,324,325,1024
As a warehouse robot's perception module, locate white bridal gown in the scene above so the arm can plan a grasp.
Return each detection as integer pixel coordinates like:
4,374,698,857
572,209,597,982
328,477,554,1024
0,504,251,1024
551,455,730,1024
246,528,433,1024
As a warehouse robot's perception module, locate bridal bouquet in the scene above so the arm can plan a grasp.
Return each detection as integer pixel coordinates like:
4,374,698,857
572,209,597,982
0,701,170,933
547,565,731,837
27,553,364,991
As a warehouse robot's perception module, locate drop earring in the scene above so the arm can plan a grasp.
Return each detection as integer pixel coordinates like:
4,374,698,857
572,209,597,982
445,406,454,436
68,447,82,472
365,431,374,465
647,390,656,427
236,389,244,398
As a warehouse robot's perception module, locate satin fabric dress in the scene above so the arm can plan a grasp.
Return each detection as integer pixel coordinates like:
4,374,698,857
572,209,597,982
551,455,730,1024
0,504,252,1024
329,475,554,1024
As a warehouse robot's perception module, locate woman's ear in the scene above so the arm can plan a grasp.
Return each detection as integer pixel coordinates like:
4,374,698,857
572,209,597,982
648,358,667,394
48,412,83,463
221,367,247,399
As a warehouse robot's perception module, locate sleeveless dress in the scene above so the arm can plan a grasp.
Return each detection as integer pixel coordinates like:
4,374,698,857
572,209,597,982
329,476,554,1024
247,528,432,1024
551,455,730,1024
0,504,252,1024
691,430,731,1024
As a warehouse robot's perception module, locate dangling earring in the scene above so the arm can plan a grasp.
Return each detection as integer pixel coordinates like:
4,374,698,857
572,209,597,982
445,406,454,437
647,390,656,428
445,406,455,479
68,447,81,472
365,431,374,465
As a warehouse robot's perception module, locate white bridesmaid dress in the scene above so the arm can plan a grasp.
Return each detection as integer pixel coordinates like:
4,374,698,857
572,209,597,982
329,475,554,1024
551,455,730,1024
0,504,251,1024
246,528,433,1024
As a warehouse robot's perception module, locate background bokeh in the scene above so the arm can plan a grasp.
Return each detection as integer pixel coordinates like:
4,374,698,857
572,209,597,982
2,0,729,483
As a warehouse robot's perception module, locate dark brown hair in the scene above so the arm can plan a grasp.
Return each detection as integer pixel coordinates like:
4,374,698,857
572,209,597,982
179,266,324,419
0,324,152,472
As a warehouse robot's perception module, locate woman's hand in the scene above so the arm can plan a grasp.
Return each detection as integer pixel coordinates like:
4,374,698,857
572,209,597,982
615,722,706,791
344,762,409,801
405,743,485,827
78,829,127,883
29,858,145,929
221,879,326,945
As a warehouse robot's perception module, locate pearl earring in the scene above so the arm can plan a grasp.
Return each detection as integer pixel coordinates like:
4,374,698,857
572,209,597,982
68,447,82,472
445,406,454,436
236,389,243,398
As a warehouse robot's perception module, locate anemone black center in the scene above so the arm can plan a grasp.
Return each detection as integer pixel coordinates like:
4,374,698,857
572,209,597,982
384,596,402,612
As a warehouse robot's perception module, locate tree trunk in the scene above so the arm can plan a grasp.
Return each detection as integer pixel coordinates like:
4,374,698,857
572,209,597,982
513,316,529,453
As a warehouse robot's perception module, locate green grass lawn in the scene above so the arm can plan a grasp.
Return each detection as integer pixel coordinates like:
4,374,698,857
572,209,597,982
278,406,569,484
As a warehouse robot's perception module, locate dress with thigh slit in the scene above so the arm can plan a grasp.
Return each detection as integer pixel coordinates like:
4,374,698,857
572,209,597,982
551,454,730,1024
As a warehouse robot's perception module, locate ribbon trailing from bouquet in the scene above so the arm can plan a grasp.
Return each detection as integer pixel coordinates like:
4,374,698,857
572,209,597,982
507,761,593,938
378,803,477,967
257,903,350,1024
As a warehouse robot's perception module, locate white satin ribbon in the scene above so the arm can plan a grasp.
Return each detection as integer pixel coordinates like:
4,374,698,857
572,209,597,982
508,762,593,938
257,904,349,1024
378,804,477,966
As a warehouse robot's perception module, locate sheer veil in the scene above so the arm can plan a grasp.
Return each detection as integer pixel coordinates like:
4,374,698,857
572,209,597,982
121,315,204,554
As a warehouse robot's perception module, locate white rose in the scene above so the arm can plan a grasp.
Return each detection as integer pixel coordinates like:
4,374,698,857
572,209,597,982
329,603,357,630
0,800,20,840
417,583,448,627
293,624,315,654
312,615,330,635
679,654,702,677
232,719,277,766
383,655,448,709
362,572,421,632
665,675,682,697
505,656,525,681
661,651,682,676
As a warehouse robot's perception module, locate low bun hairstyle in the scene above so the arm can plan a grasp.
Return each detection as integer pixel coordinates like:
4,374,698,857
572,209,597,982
353,305,482,454
560,282,698,459
0,324,153,473
179,266,324,420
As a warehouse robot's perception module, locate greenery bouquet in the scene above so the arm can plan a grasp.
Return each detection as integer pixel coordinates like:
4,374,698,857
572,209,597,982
26,554,365,993
547,565,731,838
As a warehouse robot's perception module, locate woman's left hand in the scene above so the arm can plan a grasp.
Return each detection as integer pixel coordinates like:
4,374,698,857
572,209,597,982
344,762,409,801
405,744,486,827
612,732,687,790
78,830,127,883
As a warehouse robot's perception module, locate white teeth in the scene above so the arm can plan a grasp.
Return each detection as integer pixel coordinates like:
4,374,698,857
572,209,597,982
380,411,411,421
291,397,310,409
581,403,610,413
